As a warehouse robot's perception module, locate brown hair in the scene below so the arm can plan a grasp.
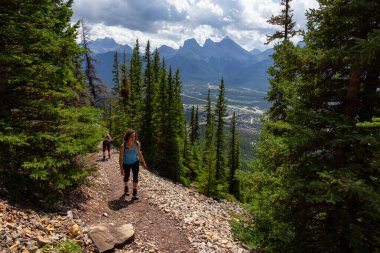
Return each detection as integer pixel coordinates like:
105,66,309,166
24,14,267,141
123,129,138,143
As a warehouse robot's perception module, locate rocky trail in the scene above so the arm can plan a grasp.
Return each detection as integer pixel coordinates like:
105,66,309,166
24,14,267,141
1,148,251,253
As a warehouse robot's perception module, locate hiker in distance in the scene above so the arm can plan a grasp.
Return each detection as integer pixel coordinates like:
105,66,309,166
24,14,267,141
102,133,113,161
119,129,148,200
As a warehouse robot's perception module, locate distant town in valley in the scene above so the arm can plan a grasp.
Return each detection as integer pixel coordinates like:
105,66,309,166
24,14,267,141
90,37,274,164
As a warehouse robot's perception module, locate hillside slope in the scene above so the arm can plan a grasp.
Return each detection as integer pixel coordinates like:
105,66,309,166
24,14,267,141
0,147,250,253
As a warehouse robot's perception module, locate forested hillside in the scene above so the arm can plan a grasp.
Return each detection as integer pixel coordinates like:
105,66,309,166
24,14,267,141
234,0,380,252
0,0,379,252
0,0,242,204
0,0,104,204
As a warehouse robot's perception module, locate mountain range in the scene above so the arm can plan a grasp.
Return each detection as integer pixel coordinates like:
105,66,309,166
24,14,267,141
90,37,274,91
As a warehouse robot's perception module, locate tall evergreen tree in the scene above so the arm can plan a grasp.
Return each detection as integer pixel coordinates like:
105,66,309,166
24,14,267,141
173,69,187,182
140,41,156,165
0,0,103,202
189,105,196,143
198,89,217,196
236,0,380,252
194,106,200,143
173,69,186,140
153,60,168,174
152,65,185,181
228,112,240,198
164,67,181,181
111,50,120,95
120,50,130,108
152,50,161,84
80,19,103,105
150,49,161,164
111,50,130,145
266,0,298,44
72,54,91,106
128,40,143,132
266,0,299,121
214,78,227,182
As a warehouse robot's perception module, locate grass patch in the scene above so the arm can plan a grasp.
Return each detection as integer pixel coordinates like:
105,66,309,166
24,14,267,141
41,239,83,253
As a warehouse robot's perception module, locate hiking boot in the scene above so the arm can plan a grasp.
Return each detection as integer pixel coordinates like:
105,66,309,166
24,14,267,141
132,189,139,200
124,187,130,196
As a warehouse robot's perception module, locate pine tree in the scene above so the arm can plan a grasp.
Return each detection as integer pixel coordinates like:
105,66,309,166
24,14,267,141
140,41,156,165
110,50,130,145
265,0,299,121
111,50,120,95
188,141,202,182
164,67,181,181
266,0,298,44
154,60,168,175
152,50,161,84
72,54,91,106
214,78,227,182
120,50,130,108
189,105,196,143
237,0,380,252
228,112,240,198
0,0,103,203
80,19,103,105
173,69,186,140
128,40,143,132
198,89,217,196
173,69,187,181
194,106,200,143
151,64,185,182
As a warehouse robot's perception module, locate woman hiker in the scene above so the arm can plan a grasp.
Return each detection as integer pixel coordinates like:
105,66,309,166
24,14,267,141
102,133,113,161
119,129,148,200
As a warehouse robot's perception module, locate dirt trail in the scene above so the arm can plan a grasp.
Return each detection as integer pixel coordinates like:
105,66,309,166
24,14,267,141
73,149,194,253
0,146,250,252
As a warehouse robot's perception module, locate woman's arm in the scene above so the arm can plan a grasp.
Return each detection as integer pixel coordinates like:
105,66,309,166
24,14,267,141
119,144,125,175
136,141,148,169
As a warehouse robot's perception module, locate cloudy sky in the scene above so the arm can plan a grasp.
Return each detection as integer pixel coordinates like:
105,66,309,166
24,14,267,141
72,0,319,51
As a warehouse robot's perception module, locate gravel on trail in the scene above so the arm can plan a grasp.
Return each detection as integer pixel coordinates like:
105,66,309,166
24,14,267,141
0,148,251,253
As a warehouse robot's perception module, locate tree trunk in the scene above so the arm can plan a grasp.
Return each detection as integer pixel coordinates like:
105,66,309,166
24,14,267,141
345,64,362,118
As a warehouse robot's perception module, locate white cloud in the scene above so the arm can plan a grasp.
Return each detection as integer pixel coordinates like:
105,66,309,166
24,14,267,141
239,0,281,29
72,0,318,51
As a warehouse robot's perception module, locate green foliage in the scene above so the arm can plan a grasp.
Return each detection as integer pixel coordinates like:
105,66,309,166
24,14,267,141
127,40,144,132
228,113,241,200
111,50,120,95
189,105,200,144
42,239,82,253
140,41,156,165
197,89,217,197
186,142,202,182
214,78,228,182
109,50,130,147
357,117,380,128
266,0,299,44
0,0,104,204
236,0,380,252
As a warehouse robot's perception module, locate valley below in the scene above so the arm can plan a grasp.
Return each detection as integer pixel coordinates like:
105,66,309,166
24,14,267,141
182,83,270,166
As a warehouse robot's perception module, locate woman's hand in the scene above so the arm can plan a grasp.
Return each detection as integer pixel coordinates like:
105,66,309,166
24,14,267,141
142,162,148,169
120,168,124,176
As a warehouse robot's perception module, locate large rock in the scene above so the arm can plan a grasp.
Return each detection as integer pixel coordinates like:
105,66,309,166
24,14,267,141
112,224,135,246
88,223,134,252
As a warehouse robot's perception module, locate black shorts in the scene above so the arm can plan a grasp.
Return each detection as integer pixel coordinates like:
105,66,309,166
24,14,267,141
103,140,111,152
123,161,139,183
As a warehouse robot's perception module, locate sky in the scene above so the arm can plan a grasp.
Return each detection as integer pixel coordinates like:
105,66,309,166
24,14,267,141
72,0,319,51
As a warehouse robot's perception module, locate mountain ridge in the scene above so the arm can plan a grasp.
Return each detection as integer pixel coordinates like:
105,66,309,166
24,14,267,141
91,37,274,91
